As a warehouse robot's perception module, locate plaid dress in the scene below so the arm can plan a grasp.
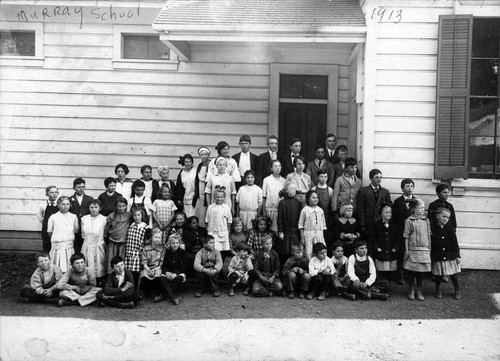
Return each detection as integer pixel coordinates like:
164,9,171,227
124,222,148,272
152,199,177,241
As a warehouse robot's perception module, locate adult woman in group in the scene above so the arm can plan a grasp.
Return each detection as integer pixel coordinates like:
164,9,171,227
175,154,197,218
114,163,133,200
207,141,241,184
193,147,211,227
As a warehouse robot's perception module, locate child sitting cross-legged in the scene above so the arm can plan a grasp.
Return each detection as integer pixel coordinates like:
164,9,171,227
331,242,355,301
307,242,337,301
56,253,102,307
347,240,389,301
227,242,253,296
193,235,223,297
282,242,310,299
20,252,63,304
249,235,283,297
96,256,143,308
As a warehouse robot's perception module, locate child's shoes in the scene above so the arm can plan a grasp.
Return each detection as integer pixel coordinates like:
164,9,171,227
228,287,235,297
243,287,251,296
213,290,221,297
454,289,462,300
407,284,415,300
371,292,388,301
119,301,135,309
435,285,443,299
154,294,166,303
416,287,424,301
57,299,74,307
172,297,180,305
288,292,295,299
194,291,202,297
298,291,305,299
342,292,356,301
306,292,314,300
318,292,326,301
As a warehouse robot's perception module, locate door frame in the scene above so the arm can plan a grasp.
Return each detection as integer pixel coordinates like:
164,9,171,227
269,63,339,138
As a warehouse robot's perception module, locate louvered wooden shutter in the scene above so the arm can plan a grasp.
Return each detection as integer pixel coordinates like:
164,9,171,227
435,15,472,179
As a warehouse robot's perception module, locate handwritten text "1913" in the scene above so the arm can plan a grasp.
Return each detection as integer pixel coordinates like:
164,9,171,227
370,7,402,24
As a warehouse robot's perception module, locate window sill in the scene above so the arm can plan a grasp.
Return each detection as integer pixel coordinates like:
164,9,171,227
450,178,500,196
0,56,44,67
112,58,178,71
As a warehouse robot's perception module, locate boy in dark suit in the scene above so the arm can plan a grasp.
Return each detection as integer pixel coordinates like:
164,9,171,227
96,256,143,308
325,133,339,164
392,178,416,285
70,177,94,253
357,169,392,253
256,135,279,187
282,137,302,176
232,134,258,190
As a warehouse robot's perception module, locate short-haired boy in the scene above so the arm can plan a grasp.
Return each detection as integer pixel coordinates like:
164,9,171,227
194,235,223,297
428,184,457,229
227,242,253,296
56,253,102,307
312,169,334,228
347,241,389,301
332,158,362,216
96,256,143,308
357,169,391,252
392,178,416,285
250,235,283,297
21,252,63,303
37,185,59,252
307,243,336,300
282,242,310,299
69,178,94,253
98,177,122,217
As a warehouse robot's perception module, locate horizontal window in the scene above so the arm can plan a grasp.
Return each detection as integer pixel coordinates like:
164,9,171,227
123,35,170,60
0,31,35,56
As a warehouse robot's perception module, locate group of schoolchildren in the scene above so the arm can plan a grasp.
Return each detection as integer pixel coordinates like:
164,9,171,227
21,134,462,309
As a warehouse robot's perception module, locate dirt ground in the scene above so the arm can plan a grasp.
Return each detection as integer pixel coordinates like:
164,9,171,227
1,253,499,321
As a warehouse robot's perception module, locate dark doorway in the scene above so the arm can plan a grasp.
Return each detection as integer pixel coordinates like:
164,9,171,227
278,102,327,160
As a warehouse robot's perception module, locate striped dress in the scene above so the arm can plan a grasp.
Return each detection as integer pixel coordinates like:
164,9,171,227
124,222,148,272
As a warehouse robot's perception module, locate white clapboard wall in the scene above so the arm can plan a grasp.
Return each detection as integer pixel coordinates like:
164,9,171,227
0,21,353,236
362,0,500,269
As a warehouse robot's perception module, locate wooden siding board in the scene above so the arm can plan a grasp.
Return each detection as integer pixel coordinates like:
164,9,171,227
0,81,269,99
1,119,269,135
0,105,269,122
0,92,269,111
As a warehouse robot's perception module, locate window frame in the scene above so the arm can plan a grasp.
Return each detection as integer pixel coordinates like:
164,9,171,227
0,22,44,67
112,25,178,71
435,15,500,182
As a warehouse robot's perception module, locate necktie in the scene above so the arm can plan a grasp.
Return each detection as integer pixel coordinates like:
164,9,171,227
271,152,276,160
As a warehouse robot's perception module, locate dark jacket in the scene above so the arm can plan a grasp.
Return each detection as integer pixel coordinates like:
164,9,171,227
253,249,281,278
232,152,259,174
69,193,94,219
371,219,399,262
431,224,460,261
357,185,392,229
151,179,176,203
103,269,135,297
161,247,188,275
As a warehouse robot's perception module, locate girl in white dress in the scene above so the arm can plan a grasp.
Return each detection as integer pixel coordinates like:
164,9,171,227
175,154,197,218
205,157,236,214
140,164,154,199
81,199,107,281
236,170,263,232
47,196,79,272
205,189,233,252
299,190,327,259
262,160,286,233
